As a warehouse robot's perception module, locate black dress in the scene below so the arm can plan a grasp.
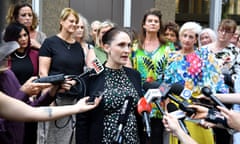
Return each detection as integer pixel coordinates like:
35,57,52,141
38,35,85,144
76,66,145,144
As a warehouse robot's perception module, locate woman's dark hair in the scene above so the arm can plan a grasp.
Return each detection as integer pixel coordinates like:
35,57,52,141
139,8,167,49
102,27,130,45
124,27,138,42
6,2,38,30
4,22,31,50
164,21,180,39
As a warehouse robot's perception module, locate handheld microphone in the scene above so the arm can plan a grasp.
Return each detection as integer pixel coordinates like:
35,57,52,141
206,108,236,134
143,82,168,115
169,83,214,108
113,96,133,144
33,58,104,84
201,87,227,108
137,97,152,138
167,103,190,135
143,82,170,103
170,83,192,100
74,58,104,79
167,84,196,116
143,81,161,91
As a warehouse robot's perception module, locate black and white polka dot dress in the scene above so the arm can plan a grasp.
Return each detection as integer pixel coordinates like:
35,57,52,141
102,67,140,144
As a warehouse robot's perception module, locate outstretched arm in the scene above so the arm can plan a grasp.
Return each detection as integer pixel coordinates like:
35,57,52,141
162,113,198,144
0,91,101,121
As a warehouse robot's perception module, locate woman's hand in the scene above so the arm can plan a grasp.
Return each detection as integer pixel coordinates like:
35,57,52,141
162,112,181,135
188,104,209,119
74,96,102,113
198,119,216,129
218,106,240,131
20,77,52,96
57,78,77,93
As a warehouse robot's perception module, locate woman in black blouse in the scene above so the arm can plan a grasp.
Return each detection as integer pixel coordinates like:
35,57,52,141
76,27,145,144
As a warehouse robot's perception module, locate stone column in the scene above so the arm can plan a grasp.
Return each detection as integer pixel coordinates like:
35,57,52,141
41,0,69,36
155,0,176,24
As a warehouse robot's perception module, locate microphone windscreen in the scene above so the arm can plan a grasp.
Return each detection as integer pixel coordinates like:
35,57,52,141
201,86,212,97
167,102,178,113
169,83,184,96
143,81,160,91
167,102,186,119
137,97,152,114
118,96,133,124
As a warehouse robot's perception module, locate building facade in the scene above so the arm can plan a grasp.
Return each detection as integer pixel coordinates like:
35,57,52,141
0,0,240,38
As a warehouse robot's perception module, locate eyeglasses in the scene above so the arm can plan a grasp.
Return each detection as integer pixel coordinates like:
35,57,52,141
218,29,234,34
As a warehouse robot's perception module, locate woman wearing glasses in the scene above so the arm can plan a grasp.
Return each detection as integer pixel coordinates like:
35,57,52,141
206,18,240,144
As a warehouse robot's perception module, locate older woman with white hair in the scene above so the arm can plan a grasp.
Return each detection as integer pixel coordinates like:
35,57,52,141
163,21,228,144
198,28,217,47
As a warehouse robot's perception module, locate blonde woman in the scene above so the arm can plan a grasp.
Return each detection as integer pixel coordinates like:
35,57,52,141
37,8,85,144
74,14,96,68
94,20,114,64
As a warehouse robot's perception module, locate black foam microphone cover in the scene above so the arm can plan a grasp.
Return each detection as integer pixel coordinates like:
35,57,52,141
143,81,160,91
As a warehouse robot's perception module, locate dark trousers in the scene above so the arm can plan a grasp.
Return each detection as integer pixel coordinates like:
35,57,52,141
213,127,231,144
150,118,164,144
23,122,37,144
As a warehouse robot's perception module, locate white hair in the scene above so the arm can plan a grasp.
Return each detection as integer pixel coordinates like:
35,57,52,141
179,21,202,37
198,28,217,47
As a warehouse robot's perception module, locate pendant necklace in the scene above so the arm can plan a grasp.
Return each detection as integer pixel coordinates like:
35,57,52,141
62,40,72,50
14,52,27,59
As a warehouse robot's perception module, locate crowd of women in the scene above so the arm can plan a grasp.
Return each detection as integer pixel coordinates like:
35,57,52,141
1,1,240,144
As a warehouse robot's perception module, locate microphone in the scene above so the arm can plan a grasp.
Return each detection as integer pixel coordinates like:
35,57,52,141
143,82,196,116
170,83,192,100
74,58,104,79
206,108,236,134
143,82,168,115
113,96,133,144
143,82,170,103
137,97,152,138
201,87,227,108
167,103,190,135
143,81,161,91
33,58,104,84
167,84,196,116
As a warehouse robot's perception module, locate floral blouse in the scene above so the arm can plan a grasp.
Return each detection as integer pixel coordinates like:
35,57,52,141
131,43,175,119
131,43,175,84
164,47,228,97
209,43,240,76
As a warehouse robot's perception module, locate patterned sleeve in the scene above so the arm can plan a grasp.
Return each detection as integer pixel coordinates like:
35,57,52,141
197,48,229,94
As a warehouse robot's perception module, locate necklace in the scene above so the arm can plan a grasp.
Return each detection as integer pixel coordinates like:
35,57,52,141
144,47,159,58
14,52,27,59
62,40,71,50
57,34,74,50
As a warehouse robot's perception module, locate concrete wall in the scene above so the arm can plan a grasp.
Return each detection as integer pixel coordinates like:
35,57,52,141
155,0,176,24
0,0,176,38
0,0,19,42
41,0,69,36
40,0,175,37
